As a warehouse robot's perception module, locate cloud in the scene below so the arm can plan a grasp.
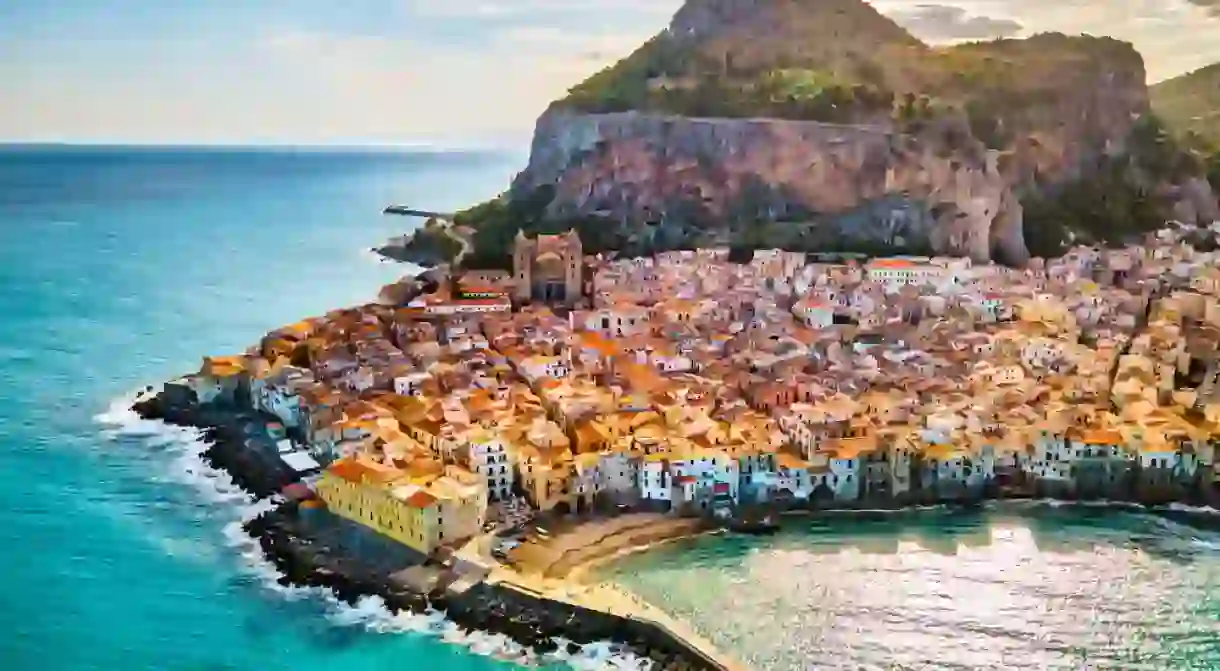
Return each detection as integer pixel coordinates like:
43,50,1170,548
405,0,680,19
1185,0,1220,14
886,4,1023,40
248,22,650,140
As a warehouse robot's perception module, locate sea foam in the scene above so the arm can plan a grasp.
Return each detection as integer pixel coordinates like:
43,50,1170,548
95,388,651,670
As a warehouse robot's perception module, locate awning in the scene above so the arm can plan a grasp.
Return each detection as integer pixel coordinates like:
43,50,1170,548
281,450,321,473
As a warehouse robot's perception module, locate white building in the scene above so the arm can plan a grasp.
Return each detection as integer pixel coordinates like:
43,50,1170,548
866,258,941,293
518,355,569,382
792,298,835,328
464,431,514,501
639,458,672,504
393,371,431,397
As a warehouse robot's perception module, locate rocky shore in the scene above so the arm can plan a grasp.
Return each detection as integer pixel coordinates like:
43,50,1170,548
374,217,468,268
132,389,731,671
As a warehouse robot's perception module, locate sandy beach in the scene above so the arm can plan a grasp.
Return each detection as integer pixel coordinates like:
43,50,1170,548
507,513,710,580
485,514,749,671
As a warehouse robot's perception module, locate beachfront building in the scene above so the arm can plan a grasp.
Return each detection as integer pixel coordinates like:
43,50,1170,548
193,355,247,405
598,450,642,503
315,457,486,555
639,456,673,508
459,428,515,502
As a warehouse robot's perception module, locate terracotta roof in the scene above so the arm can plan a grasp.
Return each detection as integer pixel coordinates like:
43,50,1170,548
404,489,438,509
326,458,389,485
870,259,917,269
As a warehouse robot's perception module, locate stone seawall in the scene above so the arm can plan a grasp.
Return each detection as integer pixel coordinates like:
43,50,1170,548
133,392,296,499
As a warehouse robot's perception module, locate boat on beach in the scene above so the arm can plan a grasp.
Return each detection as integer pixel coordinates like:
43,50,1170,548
727,512,781,535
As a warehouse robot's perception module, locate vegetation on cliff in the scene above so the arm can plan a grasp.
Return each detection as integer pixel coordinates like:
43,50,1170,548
1152,63,1220,148
375,218,462,267
1021,115,1206,257
445,187,936,270
453,188,635,269
1150,62,1220,195
557,0,1142,148
561,34,896,124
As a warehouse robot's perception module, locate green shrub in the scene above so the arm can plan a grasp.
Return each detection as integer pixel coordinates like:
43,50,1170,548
1022,158,1171,257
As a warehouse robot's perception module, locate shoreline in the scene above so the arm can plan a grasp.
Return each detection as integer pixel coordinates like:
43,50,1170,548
132,390,739,671
567,529,722,585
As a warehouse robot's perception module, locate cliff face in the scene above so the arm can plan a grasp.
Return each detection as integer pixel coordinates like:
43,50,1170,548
499,0,1199,264
515,112,1026,262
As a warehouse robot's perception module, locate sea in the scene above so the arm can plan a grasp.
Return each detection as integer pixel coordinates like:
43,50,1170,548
3,145,1220,671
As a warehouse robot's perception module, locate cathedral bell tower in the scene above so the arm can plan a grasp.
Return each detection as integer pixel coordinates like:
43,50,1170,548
512,229,533,302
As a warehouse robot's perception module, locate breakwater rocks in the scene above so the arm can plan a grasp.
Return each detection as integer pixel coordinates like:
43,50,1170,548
133,392,296,499
246,505,724,671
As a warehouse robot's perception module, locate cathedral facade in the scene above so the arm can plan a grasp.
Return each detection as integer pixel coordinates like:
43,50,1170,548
512,229,583,306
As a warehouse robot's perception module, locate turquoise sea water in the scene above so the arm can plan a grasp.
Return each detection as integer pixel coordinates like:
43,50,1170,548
0,146,540,671
5,146,1220,671
604,505,1220,670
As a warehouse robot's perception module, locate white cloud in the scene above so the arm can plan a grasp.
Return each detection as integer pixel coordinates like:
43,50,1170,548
7,0,1220,143
249,22,647,140
405,0,680,18
870,0,1220,81
886,5,1022,41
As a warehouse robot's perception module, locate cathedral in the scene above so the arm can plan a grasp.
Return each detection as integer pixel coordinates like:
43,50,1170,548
512,229,583,306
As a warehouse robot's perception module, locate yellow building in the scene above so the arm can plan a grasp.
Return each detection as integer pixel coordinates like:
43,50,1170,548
431,466,489,544
315,457,445,554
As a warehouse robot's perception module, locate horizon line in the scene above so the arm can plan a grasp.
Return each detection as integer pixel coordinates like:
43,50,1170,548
0,137,532,152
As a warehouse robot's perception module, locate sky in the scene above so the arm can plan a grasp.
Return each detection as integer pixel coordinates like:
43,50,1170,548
2,0,1220,145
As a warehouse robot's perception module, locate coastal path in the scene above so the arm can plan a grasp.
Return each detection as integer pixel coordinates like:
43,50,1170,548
485,567,749,671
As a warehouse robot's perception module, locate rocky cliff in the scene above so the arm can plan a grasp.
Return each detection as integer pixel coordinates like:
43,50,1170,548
516,111,1028,262
468,0,1215,265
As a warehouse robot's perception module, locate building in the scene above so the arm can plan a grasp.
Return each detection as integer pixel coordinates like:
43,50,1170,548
513,230,583,306
315,458,440,554
315,457,486,555
193,355,247,405
792,298,835,328
461,429,515,501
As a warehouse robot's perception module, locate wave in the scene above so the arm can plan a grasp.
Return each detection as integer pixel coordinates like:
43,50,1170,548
360,245,394,266
96,388,652,670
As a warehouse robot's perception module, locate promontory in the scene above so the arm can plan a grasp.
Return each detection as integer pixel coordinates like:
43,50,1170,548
394,0,1219,271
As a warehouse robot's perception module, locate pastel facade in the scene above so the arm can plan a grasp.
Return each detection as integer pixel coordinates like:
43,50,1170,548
315,457,486,555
